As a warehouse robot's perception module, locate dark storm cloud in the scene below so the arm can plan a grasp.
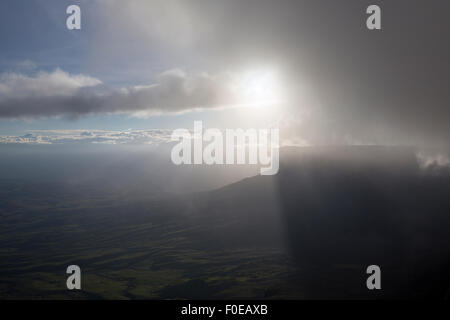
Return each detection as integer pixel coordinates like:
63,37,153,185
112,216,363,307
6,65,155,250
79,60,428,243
102,0,450,146
175,0,450,146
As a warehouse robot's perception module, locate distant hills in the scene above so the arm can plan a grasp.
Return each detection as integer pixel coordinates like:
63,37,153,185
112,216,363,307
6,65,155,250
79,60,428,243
185,146,450,298
1,146,449,299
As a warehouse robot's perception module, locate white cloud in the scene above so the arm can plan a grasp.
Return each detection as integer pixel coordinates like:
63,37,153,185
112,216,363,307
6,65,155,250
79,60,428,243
0,129,174,145
0,68,101,98
416,151,450,170
0,68,249,119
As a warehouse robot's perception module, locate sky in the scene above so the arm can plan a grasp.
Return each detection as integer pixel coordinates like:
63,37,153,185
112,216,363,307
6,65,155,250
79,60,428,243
0,0,449,148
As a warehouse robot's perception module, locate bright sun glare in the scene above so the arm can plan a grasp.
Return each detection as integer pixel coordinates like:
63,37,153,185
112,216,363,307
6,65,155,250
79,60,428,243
235,69,284,108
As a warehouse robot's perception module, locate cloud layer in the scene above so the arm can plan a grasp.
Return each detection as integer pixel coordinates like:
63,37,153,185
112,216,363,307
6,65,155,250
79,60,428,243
0,129,173,145
0,69,240,119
